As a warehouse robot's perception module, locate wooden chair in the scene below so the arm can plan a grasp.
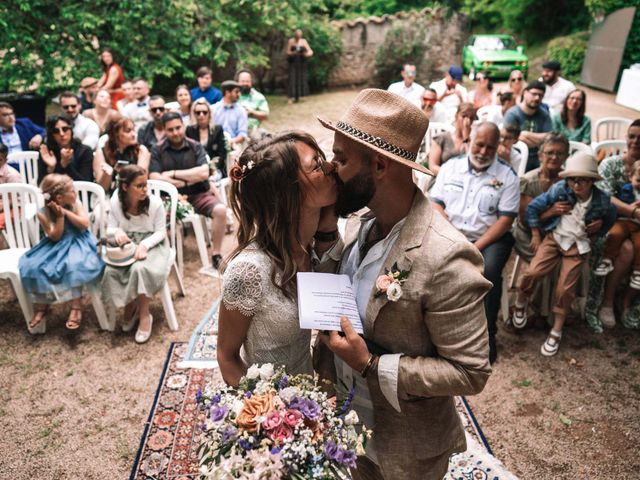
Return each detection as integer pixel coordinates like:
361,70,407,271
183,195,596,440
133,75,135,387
594,117,631,143
8,151,39,186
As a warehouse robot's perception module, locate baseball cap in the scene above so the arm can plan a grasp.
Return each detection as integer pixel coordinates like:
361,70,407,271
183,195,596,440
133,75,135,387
542,60,562,71
448,66,463,81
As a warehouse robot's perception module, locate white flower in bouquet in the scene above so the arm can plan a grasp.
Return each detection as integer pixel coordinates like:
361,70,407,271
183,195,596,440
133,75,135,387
246,365,260,379
278,386,299,404
259,363,274,380
344,410,359,426
386,281,403,302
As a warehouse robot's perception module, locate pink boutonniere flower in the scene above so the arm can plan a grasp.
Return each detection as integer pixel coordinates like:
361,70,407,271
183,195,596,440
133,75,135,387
375,262,409,302
488,178,504,190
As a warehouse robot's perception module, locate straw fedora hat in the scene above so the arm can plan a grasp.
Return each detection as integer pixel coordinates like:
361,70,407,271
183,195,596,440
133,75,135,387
318,88,432,175
104,242,137,267
559,151,602,181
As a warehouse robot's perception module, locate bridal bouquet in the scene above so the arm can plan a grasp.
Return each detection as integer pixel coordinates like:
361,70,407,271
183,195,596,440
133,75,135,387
196,364,370,479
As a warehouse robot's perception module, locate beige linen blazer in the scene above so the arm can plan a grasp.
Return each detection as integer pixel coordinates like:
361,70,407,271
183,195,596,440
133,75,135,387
318,189,492,479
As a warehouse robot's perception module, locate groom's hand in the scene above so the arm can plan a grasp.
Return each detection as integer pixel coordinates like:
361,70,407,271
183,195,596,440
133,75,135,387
319,317,370,373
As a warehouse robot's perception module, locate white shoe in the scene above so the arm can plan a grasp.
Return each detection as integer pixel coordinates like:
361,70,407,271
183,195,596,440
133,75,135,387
541,331,562,356
594,259,614,276
630,271,640,290
122,306,139,333
511,304,528,329
598,306,616,329
135,314,153,344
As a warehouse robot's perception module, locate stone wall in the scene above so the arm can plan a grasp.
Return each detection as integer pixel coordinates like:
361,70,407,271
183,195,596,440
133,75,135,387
328,7,469,88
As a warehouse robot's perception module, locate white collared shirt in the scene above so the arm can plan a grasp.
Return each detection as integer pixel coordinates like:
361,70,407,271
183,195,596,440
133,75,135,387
387,81,425,108
430,155,520,241
73,114,100,150
541,76,576,113
123,96,152,133
429,78,469,123
335,215,407,463
552,194,592,254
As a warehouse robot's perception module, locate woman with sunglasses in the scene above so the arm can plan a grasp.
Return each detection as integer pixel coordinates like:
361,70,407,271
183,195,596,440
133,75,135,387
507,70,525,101
38,114,94,184
217,131,337,386
186,98,227,177
82,89,122,135
468,71,494,109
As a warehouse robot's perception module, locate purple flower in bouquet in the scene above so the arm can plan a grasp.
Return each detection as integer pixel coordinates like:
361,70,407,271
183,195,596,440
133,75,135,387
210,405,228,422
245,391,252,399
289,397,321,421
324,440,340,461
238,438,254,450
271,446,282,455
279,375,288,390
339,388,356,417
212,393,221,404
195,388,202,405
222,426,238,443
337,448,357,468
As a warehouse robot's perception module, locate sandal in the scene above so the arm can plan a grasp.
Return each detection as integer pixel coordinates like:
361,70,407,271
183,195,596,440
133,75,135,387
29,305,48,329
66,307,82,330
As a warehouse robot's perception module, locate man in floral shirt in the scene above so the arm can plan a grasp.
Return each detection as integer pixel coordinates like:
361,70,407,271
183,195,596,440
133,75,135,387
431,122,520,363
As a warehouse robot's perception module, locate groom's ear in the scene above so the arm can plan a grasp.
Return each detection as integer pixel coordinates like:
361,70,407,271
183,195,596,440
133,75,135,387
372,152,391,178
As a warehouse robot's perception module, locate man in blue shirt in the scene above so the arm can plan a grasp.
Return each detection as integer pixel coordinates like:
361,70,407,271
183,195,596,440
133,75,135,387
211,80,248,148
190,67,222,105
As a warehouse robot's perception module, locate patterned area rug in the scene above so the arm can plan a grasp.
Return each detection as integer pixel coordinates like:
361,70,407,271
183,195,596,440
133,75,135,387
177,300,220,369
130,342,517,479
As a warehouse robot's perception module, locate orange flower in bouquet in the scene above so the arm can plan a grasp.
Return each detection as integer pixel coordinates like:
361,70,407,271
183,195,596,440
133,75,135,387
236,393,274,432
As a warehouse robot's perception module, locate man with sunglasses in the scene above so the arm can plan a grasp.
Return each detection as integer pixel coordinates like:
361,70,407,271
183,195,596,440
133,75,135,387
59,92,100,150
137,96,167,150
420,88,447,124
0,101,45,156
387,63,425,108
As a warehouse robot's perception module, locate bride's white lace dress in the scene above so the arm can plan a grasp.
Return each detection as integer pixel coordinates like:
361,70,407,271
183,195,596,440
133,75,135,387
221,244,312,375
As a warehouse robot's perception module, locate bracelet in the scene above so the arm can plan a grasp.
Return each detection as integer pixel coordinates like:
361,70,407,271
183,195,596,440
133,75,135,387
314,229,338,242
360,354,377,378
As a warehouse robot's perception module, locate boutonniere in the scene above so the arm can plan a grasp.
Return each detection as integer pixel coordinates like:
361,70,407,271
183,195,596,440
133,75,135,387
487,178,503,190
375,262,409,302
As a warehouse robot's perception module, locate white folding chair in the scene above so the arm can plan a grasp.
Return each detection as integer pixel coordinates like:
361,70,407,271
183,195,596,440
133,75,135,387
594,140,626,160
97,134,108,150
8,151,39,186
0,184,43,332
569,141,594,157
73,181,107,239
594,117,631,143
514,141,529,177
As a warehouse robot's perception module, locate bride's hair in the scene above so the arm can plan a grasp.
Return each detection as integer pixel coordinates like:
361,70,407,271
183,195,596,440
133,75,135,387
228,130,326,298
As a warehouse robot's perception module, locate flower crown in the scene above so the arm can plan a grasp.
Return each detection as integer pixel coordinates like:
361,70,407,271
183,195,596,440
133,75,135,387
230,160,256,182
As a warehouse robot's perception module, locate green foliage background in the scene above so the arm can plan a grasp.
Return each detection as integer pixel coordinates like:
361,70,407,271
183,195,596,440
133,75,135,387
546,32,590,82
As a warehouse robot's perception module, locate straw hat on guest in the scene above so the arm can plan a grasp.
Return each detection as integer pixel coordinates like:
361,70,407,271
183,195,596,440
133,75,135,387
559,151,602,181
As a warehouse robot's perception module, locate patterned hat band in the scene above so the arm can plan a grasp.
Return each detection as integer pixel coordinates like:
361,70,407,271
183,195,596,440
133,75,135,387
335,121,417,162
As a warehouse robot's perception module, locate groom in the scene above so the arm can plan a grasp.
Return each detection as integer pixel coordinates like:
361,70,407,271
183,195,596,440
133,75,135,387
316,89,492,479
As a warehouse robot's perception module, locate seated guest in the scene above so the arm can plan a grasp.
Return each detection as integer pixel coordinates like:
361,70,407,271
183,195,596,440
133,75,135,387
479,91,516,126
552,89,591,144
94,117,150,193
19,173,104,330
429,66,468,123
0,101,45,156
186,98,227,177
540,60,576,113
37,114,93,184
149,112,226,271
79,77,99,112
504,80,552,172
116,80,136,114
137,96,166,150
513,132,569,259
82,89,122,135
420,87,448,124
191,66,222,105
211,80,248,149
59,91,100,150
468,71,494,109
498,123,523,172
507,70,525,101
512,152,615,356
123,78,152,132
101,165,171,344
428,102,475,175
387,63,425,108
431,122,519,362
165,85,192,126
236,69,270,138
595,119,640,327
0,143,22,229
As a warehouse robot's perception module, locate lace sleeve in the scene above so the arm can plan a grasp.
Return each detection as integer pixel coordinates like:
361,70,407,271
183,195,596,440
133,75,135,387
222,259,264,317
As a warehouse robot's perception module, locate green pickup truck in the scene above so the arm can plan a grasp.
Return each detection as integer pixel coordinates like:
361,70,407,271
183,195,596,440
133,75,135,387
462,34,528,80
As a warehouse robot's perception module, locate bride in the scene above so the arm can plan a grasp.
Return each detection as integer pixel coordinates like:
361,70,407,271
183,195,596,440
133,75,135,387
217,131,337,386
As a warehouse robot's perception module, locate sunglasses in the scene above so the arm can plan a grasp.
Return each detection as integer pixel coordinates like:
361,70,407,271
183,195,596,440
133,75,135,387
62,104,78,110
195,110,209,116
422,98,437,105
476,76,487,81
52,126,71,134
567,177,593,185
510,77,523,82
150,107,165,113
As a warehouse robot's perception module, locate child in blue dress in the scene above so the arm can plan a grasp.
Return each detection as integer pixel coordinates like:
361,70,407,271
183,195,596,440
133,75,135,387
19,174,104,330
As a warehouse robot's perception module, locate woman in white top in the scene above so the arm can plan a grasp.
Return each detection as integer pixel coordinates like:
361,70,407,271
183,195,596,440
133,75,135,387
165,84,192,126
100,165,171,343
217,131,337,386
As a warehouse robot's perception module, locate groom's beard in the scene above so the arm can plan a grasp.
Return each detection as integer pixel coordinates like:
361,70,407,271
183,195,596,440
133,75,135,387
334,171,376,218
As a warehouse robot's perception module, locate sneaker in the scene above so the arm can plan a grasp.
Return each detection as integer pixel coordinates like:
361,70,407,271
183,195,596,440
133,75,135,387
541,331,562,356
630,271,640,290
594,258,614,276
598,306,616,328
511,304,528,329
